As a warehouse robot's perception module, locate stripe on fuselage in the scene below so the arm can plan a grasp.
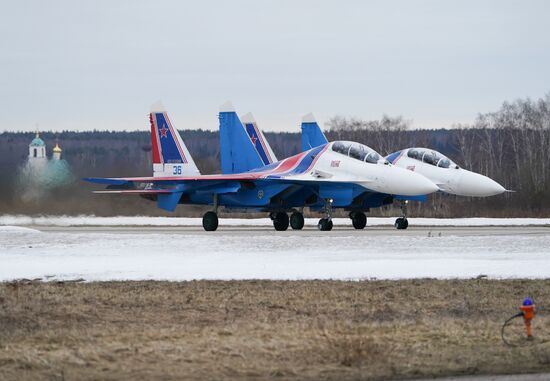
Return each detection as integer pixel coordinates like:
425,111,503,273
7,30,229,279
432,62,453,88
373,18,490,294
265,145,327,179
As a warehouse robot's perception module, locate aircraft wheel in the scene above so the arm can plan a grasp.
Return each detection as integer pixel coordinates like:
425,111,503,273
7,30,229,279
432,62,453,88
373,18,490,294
202,211,219,231
318,218,333,231
273,212,289,231
290,212,304,230
394,217,409,230
350,212,367,230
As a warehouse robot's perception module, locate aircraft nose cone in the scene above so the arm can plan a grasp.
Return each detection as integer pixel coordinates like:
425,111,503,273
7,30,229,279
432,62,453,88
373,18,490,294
456,171,505,197
386,166,439,196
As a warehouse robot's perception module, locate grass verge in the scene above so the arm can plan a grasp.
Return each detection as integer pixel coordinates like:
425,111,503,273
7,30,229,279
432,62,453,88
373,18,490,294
1,279,550,380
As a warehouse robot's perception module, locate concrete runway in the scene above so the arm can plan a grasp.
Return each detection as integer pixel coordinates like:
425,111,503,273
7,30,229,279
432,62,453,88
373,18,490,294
30,224,550,236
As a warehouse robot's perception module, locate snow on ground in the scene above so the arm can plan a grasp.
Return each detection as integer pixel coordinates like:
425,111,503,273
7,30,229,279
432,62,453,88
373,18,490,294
1,215,550,227
0,226,41,233
1,225,549,281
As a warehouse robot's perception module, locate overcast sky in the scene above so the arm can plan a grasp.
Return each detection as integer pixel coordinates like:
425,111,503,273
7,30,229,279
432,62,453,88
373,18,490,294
1,0,549,132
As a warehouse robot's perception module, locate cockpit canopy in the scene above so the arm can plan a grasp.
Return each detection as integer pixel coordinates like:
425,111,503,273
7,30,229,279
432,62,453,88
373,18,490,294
331,141,382,164
407,148,456,168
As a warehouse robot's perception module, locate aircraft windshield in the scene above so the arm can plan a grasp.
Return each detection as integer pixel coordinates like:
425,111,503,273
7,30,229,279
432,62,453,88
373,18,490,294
407,148,454,168
331,141,381,164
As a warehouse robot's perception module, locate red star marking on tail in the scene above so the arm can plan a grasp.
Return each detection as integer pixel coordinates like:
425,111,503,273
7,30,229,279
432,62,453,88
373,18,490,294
159,125,168,138
250,135,258,145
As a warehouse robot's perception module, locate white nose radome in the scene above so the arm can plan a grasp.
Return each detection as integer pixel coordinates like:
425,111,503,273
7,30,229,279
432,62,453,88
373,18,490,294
384,166,439,196
454,170,505,197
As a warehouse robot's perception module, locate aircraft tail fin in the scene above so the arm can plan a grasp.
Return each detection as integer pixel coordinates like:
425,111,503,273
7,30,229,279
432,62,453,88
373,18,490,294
149,101,200,177
301,113,328,151
219,101,270,174
241,112,277,165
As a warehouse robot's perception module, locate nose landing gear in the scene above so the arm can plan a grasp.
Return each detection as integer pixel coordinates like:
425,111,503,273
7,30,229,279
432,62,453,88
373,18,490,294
394,200,409,230
394,217,408,230
318,199,333,231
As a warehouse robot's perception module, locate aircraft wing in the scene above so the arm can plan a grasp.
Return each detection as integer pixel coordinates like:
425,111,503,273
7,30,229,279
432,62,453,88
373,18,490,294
83,173,260,185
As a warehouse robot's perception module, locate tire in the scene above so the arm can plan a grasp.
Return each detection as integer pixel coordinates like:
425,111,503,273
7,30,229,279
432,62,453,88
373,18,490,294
394,217,409,230
273,212,289,231
351,212,367,230
202,211,219,231
290,212,304,230
394,217,402,229
318,218,333,231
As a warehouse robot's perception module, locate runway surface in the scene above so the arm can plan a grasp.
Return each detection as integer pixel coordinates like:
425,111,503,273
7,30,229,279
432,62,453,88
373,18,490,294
1,223,549,281
31,224,550,236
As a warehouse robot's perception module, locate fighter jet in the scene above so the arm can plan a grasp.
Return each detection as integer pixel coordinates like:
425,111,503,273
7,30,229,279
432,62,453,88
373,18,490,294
84,102,438,231
300,114,506,228
214,105,439,230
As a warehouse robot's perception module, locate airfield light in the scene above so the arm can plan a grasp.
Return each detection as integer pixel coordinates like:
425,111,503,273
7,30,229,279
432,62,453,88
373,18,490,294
520,298,535,339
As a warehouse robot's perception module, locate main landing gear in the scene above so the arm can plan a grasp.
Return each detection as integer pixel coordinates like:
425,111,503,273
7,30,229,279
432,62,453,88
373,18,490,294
349,211,367,230
203,194,219,231
271,212,289,231
318,199,333,231
394,200,409,230
270,211,305,231
202,211,218,231
290,211,304,230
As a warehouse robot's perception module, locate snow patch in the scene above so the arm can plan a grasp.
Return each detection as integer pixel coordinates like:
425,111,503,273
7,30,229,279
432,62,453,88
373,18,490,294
0,227,549,281
0,226,41,233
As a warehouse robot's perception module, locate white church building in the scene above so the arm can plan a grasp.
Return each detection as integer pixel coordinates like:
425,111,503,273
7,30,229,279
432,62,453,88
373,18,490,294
28,132,62,161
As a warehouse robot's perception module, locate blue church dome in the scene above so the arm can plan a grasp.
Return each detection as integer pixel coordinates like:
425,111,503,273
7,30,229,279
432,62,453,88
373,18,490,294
30,133,45,147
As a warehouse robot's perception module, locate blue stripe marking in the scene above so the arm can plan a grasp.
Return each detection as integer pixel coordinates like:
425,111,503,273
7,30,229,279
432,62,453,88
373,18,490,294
155,113,183,164
385,150,402,164
244,123,270,165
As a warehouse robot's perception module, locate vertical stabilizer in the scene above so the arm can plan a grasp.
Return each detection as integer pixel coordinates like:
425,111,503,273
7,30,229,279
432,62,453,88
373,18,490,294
149,102,200,177
301,113,328,151
241,112,277,165
219,102,266,174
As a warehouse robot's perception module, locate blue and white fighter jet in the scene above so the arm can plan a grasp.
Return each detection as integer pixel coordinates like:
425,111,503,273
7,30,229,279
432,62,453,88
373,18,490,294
84,102,438,231
299,113,506,228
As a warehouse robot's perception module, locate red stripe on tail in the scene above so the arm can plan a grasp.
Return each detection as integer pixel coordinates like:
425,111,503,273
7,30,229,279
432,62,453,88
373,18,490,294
150,113,162,164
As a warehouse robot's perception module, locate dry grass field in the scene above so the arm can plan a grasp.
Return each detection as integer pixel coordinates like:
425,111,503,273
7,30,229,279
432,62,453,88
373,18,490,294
1,279,550,380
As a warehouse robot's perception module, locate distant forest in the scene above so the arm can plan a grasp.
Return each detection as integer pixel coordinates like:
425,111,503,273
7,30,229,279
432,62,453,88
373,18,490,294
1,94,549,217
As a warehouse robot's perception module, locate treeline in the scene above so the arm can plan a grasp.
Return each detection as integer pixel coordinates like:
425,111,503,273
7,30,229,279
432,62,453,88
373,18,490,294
0,94,548,217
